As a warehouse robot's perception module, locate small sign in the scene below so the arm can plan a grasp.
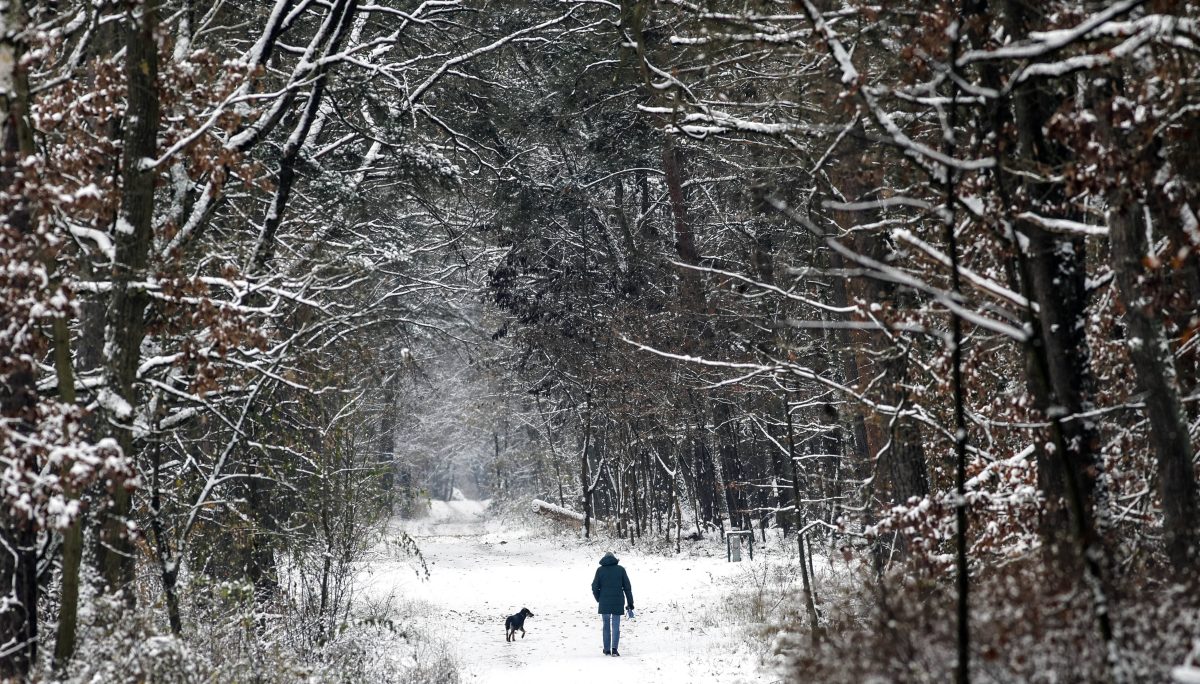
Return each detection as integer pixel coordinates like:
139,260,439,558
725,530,754,562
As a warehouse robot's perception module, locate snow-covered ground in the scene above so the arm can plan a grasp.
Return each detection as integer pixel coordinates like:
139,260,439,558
358,500,787,683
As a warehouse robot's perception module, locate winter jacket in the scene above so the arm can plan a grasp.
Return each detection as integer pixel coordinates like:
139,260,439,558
591,553,633,615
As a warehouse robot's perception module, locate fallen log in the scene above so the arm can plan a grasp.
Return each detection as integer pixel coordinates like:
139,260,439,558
531,499,598,530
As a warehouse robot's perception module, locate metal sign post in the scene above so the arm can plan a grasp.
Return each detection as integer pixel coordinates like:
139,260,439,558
725,530,754,562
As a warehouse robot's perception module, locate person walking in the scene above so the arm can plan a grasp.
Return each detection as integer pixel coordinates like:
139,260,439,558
591,551,634,656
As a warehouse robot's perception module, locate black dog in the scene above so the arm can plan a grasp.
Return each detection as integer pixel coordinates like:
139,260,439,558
505,607,534,642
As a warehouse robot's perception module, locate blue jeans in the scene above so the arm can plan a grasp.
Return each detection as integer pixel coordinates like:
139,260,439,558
601,613,621,651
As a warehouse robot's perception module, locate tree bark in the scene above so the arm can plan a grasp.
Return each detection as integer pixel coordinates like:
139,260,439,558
148,419,182,634
248,0,356,276
661,129,703,333
378,376,397,509
96,0,162,601
51,314,84,667
785,397,821,642
0,1,40,671
1103,161,1200,571
1020,222,1102,554
581,396,594,538
961,4,1120,674
982,0,1104,566
884,348,929,507
0,507,36,679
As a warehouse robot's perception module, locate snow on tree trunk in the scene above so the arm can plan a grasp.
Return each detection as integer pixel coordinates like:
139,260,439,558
96,0,162,601
1105,181,1200,571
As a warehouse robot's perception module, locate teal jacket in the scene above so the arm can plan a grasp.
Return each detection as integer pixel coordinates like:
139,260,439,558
591,553,633,615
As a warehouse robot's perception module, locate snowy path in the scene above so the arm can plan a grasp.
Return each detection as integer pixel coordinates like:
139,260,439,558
360,501,780,683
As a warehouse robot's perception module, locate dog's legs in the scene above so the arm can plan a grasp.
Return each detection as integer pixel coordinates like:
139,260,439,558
521,628,526,639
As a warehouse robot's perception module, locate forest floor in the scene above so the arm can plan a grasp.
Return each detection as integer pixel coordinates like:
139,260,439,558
358,499,788,683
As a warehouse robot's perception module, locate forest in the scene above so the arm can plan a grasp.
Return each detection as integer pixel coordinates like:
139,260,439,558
1,0,1199,681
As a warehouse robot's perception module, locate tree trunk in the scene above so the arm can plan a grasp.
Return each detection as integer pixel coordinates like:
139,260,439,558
581,397,594,538
785,397,821,642
1021,222,1102,551
0,515,36,679
97,0,163,600
708,400,735,532
235,4,358,594
959,3,1121,674
378,379,396,509
995,0,1105,570
661,136,704,334
148,421,182,634
0,2,40,670
630,459,642,539
248,0,356,276
52,314,85,667
827,215,888,562
1103,169,1200,570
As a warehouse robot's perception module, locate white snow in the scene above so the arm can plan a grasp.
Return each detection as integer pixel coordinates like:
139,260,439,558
360,500,785,684
531,498,585,521
1174,666,1200,684
96,388,133,421
1015,211,1109,237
